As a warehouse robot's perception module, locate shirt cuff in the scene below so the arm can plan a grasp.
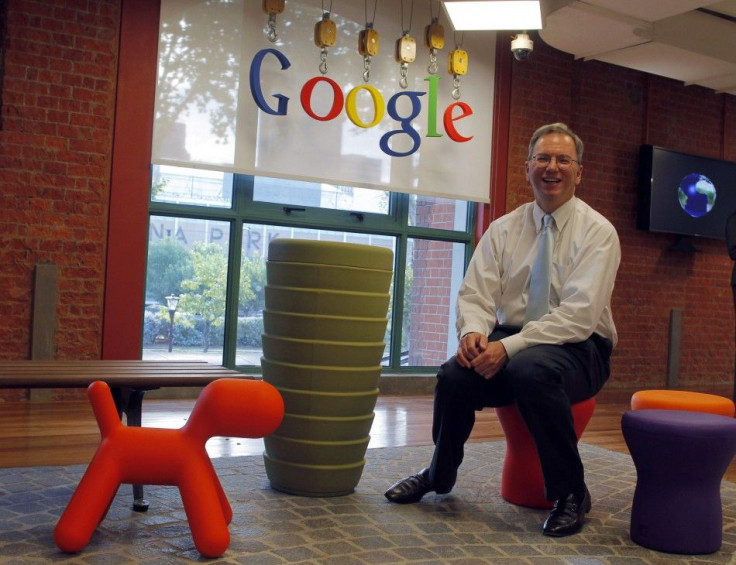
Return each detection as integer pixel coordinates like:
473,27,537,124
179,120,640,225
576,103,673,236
459,324,492,340
499,333,525,358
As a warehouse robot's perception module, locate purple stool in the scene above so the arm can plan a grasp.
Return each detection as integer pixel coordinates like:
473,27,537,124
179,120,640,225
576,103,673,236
621,409,736,554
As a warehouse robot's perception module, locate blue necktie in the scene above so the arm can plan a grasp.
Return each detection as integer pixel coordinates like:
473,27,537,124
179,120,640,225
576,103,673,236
524,214,554,324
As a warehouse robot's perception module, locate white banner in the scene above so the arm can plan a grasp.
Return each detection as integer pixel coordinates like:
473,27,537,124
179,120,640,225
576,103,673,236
152,0,495,202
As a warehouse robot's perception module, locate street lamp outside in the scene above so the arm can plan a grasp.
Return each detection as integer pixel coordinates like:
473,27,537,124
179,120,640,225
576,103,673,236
165,294,180,353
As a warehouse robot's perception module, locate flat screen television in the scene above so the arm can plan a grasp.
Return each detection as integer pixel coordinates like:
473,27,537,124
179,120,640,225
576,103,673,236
637,144,736,243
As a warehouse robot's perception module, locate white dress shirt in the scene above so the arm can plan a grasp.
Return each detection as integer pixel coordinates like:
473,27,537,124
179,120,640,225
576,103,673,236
456,196,620,358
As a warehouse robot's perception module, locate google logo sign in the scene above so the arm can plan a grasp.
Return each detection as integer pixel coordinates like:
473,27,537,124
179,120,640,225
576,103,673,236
249,48,474,158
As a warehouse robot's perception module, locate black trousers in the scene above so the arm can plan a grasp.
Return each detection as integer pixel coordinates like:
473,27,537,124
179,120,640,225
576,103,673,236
429,325,612,501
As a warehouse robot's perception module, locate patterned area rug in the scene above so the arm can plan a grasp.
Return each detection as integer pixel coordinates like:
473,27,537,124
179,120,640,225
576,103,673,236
1,442,735,564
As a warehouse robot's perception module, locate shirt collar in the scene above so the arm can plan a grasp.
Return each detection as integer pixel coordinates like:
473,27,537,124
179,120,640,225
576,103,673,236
532,197,576,232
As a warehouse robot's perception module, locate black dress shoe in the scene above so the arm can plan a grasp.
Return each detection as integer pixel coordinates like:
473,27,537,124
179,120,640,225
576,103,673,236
542,486,591,537
384,468,433,503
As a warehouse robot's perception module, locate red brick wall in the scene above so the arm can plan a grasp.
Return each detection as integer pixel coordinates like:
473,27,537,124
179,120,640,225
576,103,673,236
409,201,457,365
0,1,120,398
1,5,734,399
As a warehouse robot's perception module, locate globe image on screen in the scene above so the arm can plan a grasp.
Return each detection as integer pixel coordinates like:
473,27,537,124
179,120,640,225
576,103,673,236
677,173,716,218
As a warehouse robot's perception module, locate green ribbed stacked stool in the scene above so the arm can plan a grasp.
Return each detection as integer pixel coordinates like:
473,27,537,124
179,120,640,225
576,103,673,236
261,239,393,496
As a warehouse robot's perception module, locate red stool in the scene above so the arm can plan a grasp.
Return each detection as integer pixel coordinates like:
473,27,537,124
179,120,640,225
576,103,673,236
54,379,284,558
495,397,596,509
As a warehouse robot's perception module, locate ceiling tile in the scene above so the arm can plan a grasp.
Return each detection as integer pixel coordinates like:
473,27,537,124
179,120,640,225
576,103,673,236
539,0,736,95
540,6,648,59
581,0,717,21
595,42,736,85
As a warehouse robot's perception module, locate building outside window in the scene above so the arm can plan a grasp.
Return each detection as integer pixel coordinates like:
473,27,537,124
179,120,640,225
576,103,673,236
143,165,474,372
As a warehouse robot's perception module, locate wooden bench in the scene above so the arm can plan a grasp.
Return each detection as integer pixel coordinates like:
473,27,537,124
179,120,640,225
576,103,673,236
0,360,254,511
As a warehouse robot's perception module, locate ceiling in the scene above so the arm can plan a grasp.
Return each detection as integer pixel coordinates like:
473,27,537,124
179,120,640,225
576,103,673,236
538,0,736,96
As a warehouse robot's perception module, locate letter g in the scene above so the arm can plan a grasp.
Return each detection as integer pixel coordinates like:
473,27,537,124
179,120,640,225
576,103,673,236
249,48,291,116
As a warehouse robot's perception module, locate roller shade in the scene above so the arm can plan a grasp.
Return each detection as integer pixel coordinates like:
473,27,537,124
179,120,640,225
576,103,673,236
152,0,495,202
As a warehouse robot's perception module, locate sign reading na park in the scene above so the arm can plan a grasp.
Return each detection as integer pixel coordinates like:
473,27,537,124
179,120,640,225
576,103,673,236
153,0,496,203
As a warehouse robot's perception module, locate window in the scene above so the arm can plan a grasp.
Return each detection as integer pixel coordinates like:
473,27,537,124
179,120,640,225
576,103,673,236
143,165,474,372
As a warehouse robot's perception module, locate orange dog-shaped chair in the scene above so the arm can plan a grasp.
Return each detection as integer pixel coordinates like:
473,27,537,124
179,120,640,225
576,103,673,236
54,378,284,558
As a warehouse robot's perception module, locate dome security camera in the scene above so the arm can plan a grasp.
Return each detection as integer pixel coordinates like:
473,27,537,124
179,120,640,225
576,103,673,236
511,33,533,61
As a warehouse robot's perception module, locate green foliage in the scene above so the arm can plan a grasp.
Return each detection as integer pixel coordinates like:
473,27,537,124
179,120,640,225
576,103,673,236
239,256,267,315
237,316,264,347
145,239,271,354
150,176,168,198
402,265,413,350
144,237,416,361
143,310,164,344
145,238,193,304
143,309,225,348
179,242,228,352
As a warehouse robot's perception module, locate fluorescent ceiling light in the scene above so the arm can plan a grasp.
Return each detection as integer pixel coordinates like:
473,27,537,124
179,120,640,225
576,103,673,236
442,1,542,31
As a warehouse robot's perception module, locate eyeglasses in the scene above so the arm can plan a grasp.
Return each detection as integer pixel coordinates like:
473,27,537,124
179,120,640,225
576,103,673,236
529,154,579,170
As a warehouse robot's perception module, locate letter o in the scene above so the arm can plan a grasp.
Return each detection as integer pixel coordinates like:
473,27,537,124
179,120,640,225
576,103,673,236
345,84,384,128
300,76,344,121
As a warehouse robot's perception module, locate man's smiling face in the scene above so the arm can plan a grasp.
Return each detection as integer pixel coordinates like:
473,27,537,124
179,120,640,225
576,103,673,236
525,132,583,213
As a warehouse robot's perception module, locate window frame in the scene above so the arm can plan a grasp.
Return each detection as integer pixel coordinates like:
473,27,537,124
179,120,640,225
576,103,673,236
147,171,476,373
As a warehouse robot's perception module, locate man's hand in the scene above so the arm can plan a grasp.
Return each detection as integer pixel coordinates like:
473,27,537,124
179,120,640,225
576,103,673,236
456,332,508,379
456,332,487,367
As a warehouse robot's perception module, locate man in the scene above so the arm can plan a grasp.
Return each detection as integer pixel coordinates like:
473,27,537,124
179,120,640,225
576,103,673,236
384,123,620,537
